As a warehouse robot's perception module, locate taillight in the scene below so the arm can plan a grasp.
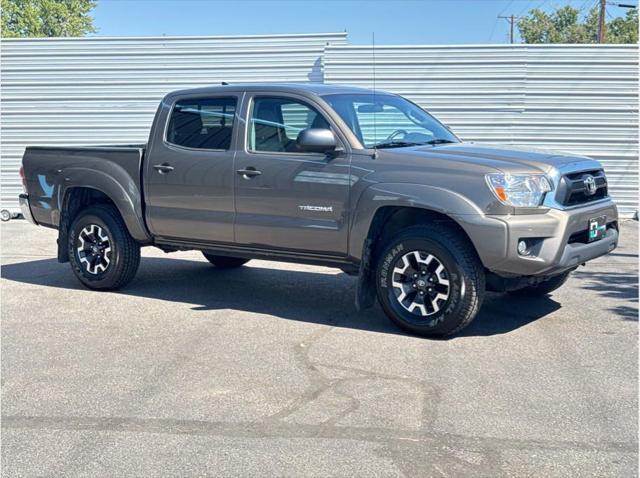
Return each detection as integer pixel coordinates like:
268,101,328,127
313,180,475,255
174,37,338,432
19,166,27,192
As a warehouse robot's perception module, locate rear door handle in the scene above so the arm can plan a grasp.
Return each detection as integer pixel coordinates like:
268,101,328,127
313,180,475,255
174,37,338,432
153,163,174,174
237,167,262,179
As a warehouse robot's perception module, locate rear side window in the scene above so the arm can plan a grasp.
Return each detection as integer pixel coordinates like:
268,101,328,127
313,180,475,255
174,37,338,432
167,97,236,150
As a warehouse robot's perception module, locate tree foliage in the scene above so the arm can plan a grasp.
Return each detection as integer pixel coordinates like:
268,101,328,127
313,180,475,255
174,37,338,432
607,8,639,43
518,5,638,44
1,0,97,38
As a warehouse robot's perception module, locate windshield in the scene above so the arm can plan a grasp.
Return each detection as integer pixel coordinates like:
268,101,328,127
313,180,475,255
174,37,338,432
323,93,459,149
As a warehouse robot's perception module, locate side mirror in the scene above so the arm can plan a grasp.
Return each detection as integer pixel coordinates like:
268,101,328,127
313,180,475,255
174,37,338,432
296,128,337,154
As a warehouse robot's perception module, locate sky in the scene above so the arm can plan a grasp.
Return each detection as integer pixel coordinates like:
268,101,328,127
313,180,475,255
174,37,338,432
91,0,636,44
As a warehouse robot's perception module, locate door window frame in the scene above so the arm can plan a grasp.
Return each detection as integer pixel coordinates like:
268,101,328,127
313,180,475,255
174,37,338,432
163,94,241,152
242,93,349,158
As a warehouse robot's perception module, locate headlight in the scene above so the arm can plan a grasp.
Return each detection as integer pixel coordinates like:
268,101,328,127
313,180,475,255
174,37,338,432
485,173,552,207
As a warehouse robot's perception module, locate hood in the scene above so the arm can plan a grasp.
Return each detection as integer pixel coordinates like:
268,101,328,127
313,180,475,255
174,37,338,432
382,142,597,175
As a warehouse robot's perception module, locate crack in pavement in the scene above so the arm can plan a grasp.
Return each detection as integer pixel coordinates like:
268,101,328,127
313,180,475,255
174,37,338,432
2,415,636,454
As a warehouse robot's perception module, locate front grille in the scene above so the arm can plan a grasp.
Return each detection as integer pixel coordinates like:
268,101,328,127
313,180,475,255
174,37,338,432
555,169,608,207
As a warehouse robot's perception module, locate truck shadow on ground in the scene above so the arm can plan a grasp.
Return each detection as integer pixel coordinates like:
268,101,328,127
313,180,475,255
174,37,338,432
1,255,599,338
572,270,638,321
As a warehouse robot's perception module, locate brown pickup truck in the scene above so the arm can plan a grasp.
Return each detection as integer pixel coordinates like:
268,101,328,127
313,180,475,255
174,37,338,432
19,83,618,336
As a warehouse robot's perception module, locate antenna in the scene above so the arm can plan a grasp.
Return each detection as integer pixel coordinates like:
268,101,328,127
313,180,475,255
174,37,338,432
372,32,378,159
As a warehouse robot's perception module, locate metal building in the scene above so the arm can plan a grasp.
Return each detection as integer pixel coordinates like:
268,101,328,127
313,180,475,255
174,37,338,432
1,35,637,217
0,32,347,213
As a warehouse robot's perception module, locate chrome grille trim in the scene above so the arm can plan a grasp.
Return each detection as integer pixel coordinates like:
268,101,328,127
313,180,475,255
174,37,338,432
543,159,611,210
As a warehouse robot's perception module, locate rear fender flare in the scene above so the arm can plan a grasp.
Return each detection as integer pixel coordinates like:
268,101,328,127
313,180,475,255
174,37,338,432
58,165,151,243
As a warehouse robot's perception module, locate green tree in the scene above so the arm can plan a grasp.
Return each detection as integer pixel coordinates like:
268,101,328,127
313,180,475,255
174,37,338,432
518,5,638,44
1,0,97,38
607,9,639,43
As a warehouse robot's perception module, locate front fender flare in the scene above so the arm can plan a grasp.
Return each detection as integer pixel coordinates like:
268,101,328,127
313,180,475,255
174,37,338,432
349,182,483,260
350,183,486,311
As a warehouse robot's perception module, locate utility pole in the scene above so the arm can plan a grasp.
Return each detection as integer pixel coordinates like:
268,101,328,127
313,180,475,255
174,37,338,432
598,0,607,43
498,15,518,44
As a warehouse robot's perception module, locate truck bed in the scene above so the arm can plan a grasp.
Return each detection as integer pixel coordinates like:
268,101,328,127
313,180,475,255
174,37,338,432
22,144,146,229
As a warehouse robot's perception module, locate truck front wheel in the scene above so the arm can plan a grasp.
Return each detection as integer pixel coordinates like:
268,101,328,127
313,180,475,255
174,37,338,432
375,224,485,337
68,204,140,290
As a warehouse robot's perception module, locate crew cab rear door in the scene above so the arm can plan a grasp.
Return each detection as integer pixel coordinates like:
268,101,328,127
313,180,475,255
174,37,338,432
233,92,351,255
144,94,239,243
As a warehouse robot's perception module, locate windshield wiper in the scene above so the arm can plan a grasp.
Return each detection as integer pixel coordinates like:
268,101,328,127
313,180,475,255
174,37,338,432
373,141,423,149
373,139,457,149
424,138,457,145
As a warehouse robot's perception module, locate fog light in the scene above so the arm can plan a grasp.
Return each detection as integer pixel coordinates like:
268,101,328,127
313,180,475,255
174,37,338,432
517,240,528,255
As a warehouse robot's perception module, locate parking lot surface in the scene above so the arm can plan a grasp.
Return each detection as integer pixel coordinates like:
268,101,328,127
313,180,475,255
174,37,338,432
1,220,637,477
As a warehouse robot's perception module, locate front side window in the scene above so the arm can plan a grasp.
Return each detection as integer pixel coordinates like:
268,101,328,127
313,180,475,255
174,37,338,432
323,93,458,149
167,97,236,150
249,97,331,153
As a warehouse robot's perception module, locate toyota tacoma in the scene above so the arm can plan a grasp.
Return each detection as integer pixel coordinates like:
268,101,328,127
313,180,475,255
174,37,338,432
19,84,619,337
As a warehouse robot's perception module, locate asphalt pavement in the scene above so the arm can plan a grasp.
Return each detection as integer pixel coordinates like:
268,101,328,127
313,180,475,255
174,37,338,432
1,219,638,477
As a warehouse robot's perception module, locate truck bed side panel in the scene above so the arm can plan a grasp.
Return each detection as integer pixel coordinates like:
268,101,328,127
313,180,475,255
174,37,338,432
22,146,151,242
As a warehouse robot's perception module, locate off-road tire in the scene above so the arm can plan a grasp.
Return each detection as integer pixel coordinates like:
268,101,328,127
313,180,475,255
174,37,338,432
508,271,571,297
68,204,140,290
202,253,250,269
376,224,485,337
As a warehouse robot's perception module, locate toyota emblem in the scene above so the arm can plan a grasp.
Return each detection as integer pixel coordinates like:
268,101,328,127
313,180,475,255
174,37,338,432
583,175,597,195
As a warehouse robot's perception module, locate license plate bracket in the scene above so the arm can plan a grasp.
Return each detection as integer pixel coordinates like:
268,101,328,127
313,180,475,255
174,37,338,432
588,215,607,242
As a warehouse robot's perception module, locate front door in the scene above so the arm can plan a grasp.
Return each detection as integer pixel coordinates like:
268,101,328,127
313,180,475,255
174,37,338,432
234,95,351,255
144,95,238,243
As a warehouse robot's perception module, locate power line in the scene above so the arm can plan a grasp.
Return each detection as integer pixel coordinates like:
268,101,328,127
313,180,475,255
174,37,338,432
515,0,537,16
488,17,500,42
535,0,551,10
498,0,517,16
513,0,550,23
578,0,597,12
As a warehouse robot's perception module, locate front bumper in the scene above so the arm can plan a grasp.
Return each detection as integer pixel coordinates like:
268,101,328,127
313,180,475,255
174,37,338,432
457,199,619,277
18,194,37,225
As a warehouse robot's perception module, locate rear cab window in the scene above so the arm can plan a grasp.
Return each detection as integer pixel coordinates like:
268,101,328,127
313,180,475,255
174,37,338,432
166,97,237,150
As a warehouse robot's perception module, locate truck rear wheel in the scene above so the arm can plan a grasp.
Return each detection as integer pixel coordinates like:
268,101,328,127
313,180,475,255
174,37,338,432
375,224,485,337
68,204,140,290
508,271,571,297
202,253,250,269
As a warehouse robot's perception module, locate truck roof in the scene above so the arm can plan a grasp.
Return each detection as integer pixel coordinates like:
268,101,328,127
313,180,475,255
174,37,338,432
165,83,393,99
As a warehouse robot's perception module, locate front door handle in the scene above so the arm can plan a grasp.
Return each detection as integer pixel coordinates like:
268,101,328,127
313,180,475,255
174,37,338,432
237,167,262,179
153,163,175,174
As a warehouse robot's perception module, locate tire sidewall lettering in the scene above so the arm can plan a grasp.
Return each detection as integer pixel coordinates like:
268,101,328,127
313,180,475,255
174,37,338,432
379,242,404,289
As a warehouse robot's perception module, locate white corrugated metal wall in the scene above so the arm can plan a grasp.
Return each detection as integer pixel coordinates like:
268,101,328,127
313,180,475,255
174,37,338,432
324,44,639,217
1,37,637,216
0,32,348,211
